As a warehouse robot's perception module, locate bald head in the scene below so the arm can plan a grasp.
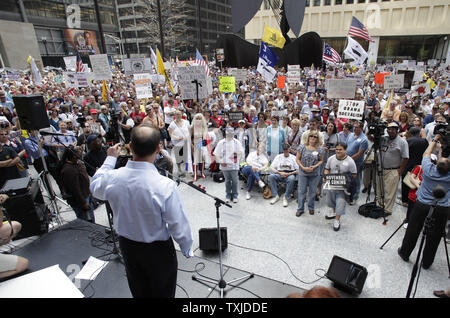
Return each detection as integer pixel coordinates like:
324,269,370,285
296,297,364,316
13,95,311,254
130,124,160,159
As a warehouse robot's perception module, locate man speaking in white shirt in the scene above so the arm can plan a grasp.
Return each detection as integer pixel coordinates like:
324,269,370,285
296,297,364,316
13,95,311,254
90,124,193,298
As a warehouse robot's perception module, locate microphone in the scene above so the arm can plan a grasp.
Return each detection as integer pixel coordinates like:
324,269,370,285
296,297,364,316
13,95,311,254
40,131,70,136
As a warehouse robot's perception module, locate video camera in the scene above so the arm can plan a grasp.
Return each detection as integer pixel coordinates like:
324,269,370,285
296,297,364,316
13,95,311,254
368,118,387,147
433,119,450,158
76,115,86,128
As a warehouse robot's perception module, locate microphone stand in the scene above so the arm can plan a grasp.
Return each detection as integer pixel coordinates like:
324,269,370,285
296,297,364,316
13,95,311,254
166,169,255,298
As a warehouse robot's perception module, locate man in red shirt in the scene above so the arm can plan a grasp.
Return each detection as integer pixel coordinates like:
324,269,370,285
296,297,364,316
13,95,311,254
211,105,223,127
129,103,145,126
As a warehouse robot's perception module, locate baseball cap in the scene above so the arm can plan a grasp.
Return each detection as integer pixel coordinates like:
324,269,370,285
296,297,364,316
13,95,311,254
387,122,399,128
238,119,245,124
311,106,320,112
90,109,98,114
86,134,100,145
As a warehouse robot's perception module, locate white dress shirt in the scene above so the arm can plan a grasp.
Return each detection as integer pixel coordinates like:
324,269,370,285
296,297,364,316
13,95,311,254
90,157,193,257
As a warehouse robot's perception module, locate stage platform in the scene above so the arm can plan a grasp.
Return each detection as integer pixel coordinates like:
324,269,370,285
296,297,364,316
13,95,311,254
3,219,306,298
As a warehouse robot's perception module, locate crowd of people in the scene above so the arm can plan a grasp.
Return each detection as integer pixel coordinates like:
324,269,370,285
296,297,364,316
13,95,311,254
0,60,449,286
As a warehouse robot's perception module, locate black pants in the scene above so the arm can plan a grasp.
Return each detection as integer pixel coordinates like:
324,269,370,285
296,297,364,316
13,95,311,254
118,236,178,298
399,201,449,268
401,171,410,204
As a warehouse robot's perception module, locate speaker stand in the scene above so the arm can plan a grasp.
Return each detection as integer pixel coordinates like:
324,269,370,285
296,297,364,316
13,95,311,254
192,199,254,298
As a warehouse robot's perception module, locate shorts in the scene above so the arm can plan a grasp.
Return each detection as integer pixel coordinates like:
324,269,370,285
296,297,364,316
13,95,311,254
0,253,18,272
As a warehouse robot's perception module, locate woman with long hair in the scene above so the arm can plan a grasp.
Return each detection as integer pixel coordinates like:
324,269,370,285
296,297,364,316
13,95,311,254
266,116,286,162
296,131,324,217
286,118,302,156
191,113,209,181
398,111,410,137
168,109,192,177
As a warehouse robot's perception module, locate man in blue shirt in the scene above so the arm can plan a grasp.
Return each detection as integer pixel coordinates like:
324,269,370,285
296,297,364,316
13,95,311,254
90,124,193,298
346,121,369,204
398,134,450,269
0,91,14,113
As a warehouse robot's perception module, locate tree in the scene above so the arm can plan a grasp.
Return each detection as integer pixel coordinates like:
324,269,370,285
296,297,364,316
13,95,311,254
137,0,194,59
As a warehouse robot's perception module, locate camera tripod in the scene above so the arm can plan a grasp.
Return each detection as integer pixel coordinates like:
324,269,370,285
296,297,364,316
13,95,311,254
363,139,388,224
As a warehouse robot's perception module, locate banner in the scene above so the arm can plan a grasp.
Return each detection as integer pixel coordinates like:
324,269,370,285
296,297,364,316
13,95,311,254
384,74,404,89
219,76,236,93
64,29,100,55
344,36,368,65
337,100,365,120
124,58,152,76
326,79,357,99
89,54,112,80
257,42,279,83
63,56,77,70
262,25,286,49
133,73,153,99
177,65,208,100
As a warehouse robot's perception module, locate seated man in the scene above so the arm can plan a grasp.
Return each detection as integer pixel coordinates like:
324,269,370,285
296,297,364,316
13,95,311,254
0,194,29,279
268,143,299,207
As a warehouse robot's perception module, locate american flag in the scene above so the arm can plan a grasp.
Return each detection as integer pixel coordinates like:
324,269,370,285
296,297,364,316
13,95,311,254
76,52,86,72
323,42,341,64
67,87,75,96
348,16,374,43
195,48,210,77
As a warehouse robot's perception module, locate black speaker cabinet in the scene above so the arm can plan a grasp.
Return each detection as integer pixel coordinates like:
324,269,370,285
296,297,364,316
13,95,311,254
13,95,50,131
199,227,227,252
2,179,49,239
326,255,368,295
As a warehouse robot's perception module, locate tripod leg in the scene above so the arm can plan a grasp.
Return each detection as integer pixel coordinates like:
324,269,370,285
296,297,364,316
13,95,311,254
443,232,450,278
380,220,406,249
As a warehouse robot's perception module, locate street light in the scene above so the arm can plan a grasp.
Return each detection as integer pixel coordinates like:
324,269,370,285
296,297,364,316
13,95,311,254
104,34,124,66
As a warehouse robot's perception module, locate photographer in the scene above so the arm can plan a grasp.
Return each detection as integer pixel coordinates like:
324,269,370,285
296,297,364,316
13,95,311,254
0,194,29,279
398,134,450,269
377,122,409,215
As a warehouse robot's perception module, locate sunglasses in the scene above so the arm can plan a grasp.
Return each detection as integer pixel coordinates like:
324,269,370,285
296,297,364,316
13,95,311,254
309,135,318,138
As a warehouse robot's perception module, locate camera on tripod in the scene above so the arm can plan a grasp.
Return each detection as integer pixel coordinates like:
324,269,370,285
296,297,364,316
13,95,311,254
368,120,387,147
76,115,87,128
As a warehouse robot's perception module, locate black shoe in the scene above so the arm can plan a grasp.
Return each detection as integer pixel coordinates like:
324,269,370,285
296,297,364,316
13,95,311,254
422,263,431,270
296,211,304,217
315,194,319,201
361,188,368,193
397,248,408,262
433,290,450,298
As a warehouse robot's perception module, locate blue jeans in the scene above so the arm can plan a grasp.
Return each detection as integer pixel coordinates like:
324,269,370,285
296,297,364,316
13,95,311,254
268,174,296,197
241,165,261,192
223,170,239,199
326,190,347,216
71,196,95,223
297,174,321,212
354,161,364,200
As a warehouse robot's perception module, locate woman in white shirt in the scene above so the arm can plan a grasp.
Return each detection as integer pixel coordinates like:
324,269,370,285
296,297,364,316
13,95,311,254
168,110,192,176
241,145,268,200
191,113,208,181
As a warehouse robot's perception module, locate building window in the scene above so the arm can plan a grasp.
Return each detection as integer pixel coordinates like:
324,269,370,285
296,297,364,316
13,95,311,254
313,0,321,6
324,0,331,5
335,0,343,4
346,0,354,3
358,0,366,3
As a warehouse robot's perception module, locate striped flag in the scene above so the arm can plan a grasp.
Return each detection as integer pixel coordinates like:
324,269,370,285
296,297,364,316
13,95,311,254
322,42,341,64
348,16,374,43
67,87,75,96
76,52,86,72
195,49,210,77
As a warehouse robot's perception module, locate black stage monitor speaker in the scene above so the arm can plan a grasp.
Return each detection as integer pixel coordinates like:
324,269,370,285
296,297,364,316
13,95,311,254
326,255,368,295
199,227,228,252
2,178,49,239
13,95,50,131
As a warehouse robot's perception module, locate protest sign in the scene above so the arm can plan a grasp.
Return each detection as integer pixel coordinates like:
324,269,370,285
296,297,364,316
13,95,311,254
411,83,431,97
326,79,357,99
5,73,20,81
324,174,347,190
133,73,152,99
287,71,300,84
374,73,390,85
63,56,76,70
63,72,90,88
177,65,208,100
150,74,166,85
337,100,365,120
288,65,300,72
397,70,415,89
123,58,152,76
434,82,448,97
54,75,63,84
277,76,286,89
346,75,364,88
384,74,404,89
228,111,244,123
216,48,224,62
219,76,236,93
307,78,316,93
89,54,112,80
229,69,247,83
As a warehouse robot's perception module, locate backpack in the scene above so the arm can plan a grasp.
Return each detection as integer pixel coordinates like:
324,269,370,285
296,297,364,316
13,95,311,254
358,202,387,219
212,171,225,183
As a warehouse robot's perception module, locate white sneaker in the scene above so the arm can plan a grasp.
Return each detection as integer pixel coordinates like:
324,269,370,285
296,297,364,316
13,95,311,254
225,198,230,203
283,196,288,207
233,198,238,203
270,195,280,205
325,212,337,220
258,180,265,188
246,192,251,200
403,223,408,229
333,220,341,231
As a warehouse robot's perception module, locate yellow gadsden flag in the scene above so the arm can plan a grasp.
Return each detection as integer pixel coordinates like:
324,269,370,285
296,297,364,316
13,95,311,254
102,80,109,101
156,48,175,93
262,25,286,49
